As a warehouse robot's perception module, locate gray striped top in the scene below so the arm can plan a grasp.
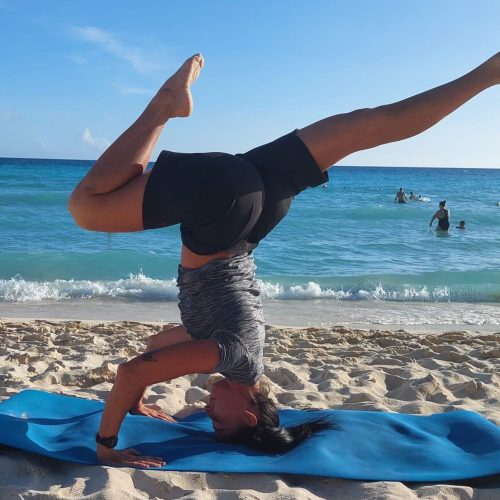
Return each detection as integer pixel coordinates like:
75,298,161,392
177,253,265,385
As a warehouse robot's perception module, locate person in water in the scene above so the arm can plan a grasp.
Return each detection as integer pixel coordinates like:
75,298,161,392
409,191,417,200
456,220,466,229
430,200,451,231
395,187,408,203
68,52,500,468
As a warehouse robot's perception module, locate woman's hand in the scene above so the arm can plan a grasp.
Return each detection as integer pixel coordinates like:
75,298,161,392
97,444,166,468
130,403,177,423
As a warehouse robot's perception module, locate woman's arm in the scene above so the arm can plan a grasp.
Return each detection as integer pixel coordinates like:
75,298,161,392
129,324,192,416
97,339,220,467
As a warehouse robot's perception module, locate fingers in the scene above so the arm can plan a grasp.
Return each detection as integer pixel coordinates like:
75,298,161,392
143,408,176,422
121,450,166,468
126,456,166,468
157,413,176,422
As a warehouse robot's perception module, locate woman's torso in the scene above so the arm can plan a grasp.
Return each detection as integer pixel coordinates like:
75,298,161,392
177,253,265,385
436,208,450,229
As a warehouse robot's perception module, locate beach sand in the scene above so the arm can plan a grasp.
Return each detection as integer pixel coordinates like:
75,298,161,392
0,318,498,499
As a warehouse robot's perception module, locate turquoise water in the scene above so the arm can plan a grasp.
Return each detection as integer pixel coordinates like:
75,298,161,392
1,157,499,326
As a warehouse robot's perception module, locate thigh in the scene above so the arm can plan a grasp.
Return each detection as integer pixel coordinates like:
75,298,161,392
71,171,150,232
241,130,328,243
142,151,209,231
245,170,294,243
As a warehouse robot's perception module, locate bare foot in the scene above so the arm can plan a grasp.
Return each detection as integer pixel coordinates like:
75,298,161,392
155,53,204,118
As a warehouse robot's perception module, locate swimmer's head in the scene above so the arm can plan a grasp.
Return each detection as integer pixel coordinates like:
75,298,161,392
439,200,446,207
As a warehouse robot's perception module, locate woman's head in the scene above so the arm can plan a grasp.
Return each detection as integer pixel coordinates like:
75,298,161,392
204,377,259,440
439,200,446,208
205,377,331,453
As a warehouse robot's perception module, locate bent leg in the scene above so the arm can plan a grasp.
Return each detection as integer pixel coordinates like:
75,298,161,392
298,53,499,171
68,54,204,232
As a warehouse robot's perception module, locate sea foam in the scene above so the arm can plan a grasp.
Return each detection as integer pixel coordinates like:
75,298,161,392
1,275,496,303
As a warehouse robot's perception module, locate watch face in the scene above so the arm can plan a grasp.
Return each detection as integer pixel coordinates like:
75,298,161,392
107,436,118,448
96,433,118,448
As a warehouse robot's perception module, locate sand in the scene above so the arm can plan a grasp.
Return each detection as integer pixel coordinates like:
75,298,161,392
0,318,499,499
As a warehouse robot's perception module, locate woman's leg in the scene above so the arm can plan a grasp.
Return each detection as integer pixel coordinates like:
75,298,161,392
298,53,499,171
68,54,204,232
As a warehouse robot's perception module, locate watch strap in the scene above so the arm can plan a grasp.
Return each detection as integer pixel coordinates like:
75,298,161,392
95,433,118,448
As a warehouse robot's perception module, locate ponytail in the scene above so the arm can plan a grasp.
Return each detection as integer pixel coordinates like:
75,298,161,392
241,416,332,454
224,385,334,454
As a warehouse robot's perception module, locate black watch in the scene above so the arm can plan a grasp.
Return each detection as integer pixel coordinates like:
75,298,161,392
95,433,118,448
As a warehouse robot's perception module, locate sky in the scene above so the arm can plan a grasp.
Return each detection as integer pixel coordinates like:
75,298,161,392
0,0,498,167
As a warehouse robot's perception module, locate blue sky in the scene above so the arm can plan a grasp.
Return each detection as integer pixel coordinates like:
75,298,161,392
0,0,498,166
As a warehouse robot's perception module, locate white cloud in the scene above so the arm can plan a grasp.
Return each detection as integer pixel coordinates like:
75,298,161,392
82,128,110,149
71,25,162,73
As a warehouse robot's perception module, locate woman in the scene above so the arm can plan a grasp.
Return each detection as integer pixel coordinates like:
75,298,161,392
430,200,451,231
69,52,499,468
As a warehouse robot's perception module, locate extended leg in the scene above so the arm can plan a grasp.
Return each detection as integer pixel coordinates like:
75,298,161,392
68,54,204,232
298,53,500,171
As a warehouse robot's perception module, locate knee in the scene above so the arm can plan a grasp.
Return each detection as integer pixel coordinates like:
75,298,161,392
348,107,373,120
68,186,98,230
68,187,87,225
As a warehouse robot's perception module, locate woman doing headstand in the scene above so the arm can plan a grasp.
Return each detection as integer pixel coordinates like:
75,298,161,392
69,52,500,468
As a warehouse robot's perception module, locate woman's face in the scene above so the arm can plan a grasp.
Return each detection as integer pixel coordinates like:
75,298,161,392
204,378,257,439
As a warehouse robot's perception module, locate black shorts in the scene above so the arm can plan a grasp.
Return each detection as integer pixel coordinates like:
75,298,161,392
142,130,328,255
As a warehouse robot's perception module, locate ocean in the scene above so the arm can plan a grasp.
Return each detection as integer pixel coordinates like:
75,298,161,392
1,157,499,329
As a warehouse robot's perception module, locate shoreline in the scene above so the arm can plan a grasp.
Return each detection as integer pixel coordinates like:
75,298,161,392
0,315,499,335
1,298,499,334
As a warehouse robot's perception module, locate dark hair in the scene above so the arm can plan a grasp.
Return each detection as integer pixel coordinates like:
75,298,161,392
225,389,333,454
439,200,446,207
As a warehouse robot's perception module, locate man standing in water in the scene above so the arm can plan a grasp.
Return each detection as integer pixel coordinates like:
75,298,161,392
395,187,408,203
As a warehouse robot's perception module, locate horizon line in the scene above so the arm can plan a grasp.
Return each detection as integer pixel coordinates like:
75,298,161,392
1,156,499,170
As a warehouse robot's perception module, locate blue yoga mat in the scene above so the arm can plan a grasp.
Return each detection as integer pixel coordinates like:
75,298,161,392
0,390,499,480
